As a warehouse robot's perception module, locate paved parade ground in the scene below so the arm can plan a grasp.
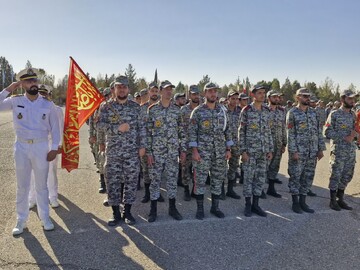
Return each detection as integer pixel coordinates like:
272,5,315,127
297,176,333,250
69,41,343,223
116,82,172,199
1,110,360,270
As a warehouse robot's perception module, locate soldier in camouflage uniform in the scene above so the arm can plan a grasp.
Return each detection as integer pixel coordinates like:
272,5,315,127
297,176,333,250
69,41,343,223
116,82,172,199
287,88,326,214
238,85,274,217
180,85,200,201
97,76,146,226
146,80,187,222
88,88,107,193
189,82,233,220
139,82,165,203
266,90,286,198
324,89,359,211
237,93,249,185
225,90,241,200
316,100,327,128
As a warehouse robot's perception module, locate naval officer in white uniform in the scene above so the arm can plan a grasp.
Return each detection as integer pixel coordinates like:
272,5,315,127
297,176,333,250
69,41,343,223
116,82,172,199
0,68,60,235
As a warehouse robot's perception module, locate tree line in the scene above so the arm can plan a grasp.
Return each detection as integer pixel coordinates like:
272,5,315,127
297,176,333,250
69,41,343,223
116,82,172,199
1,56,358,106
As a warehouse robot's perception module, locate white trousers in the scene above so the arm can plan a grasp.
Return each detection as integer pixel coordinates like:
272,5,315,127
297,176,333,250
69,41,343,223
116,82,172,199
29,155,59,203
14,140,50,222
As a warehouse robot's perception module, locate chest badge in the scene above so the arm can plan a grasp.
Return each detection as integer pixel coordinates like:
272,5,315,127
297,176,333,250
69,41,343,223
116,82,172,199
250,123,258,129
155,120,162,128
341,124,347,129
110,115,119,123
17,113,23,119
202,120,210,128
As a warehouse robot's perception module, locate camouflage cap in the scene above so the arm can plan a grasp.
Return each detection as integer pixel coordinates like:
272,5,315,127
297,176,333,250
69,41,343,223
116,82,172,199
340,89,359,98
174,92,186,100
309,95,318,102
114,75,129,86
140,88,149,96
189,85,200,93
16,68,39,81
287,100,293,104
134,92,140,98
149,81,159,89
110,81,115,89
239,93,249,99
204,82,220,91
227,90,239,97
266,89,281,98
219,97,227,103
103,87,111,96
251,85,268,93
160,80,175,89
296,88,311,96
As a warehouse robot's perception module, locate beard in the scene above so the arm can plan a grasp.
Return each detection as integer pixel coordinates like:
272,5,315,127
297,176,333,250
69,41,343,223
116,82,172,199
300,100,309,106
150,95,158,101
26,85,39,96
191,98,200,104
206,97,216,103
343,100,353,109
117,95,127,100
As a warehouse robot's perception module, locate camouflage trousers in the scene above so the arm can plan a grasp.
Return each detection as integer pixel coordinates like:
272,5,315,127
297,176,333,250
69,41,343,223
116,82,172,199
243,152,267,197
92,142,105,174
288,155,316,195
104,155,140,205
329,149,356,190
192,150,227,196
140,156,151,184
227,146,240,183
267,146,283,180
149,152,178,200
182,149,193,186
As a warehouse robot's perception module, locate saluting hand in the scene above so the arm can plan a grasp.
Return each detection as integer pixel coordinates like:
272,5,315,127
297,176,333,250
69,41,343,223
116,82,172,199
6,81,22,93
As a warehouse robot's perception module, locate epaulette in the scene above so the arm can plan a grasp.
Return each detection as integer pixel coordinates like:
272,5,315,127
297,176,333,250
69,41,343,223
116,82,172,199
11,94,24,98
42,96,51,101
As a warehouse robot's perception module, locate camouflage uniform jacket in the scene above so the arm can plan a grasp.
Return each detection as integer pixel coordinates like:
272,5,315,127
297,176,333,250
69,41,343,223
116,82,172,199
146,101,187,155
97,99,146,156
189,103,233,154
315,106,327,127
286,106,326,158
180,103,198,146
324,107,357,153
226,105,242,146
238,103,274,154
268,105,287,148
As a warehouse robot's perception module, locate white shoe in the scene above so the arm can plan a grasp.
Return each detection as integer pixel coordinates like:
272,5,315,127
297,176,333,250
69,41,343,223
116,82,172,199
42,219,55,231
29,202,36,209
50,200,59,208
12,221,27,236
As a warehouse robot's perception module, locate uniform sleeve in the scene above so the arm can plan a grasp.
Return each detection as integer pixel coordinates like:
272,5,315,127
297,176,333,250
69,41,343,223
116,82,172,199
49,103,60,150
266,113,274,153
238,109,247,154
317,112,326,151
282,111,287,146
146,108,154,155
286,110,298,154
188,109,198,148
224,110,234,147
178,110,187,152
0,89,13,111
97,106,108,145
137,106,147,149
57,107,64,146
324,112,343,144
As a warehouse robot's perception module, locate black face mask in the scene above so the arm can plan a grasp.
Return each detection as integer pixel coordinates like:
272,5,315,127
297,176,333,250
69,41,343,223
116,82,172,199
26,85,39,96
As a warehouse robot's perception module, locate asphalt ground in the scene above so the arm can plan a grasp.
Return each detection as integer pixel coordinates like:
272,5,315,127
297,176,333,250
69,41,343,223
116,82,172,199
1,109,360,270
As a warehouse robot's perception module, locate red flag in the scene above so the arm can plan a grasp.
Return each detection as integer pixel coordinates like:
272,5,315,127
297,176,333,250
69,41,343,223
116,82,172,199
62,57,104,172
355,110,360,144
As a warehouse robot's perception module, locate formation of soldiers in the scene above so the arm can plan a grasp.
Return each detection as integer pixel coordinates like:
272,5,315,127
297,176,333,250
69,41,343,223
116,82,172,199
88,75,359,226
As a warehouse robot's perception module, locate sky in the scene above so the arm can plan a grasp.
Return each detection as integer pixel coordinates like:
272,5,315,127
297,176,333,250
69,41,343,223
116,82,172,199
1,0,359,89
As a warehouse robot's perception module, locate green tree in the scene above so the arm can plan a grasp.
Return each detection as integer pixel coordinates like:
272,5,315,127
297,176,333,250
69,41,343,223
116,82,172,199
271,78,280,90
280,77,294,102
125,64,137,94
198,75,211,92
38,68,55,87
25,60,32,69
136,77,148,91
0,56,15,90
175,81,186,93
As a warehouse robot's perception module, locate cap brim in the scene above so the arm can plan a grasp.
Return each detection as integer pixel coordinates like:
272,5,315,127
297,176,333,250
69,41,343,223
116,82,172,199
162,84,175,89
114,82,128,86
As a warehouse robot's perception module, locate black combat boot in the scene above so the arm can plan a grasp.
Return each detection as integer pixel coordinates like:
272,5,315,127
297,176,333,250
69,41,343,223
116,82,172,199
141,183,150,203
169,198,183,220
148,200,157,222
239,168,244,184
291,195,303,214
307,189,317,197
329,190,341,211
226,179,241,199
251,196,267,217
158,193,165,202
337,189,352,210
108,205,121,226
220,182,226,200
98,174,106,193
120,183,124,205
137,172,142,191
123,204,136,225
183,185,191,201
210,194,225,218
266,180,282,198
103,199,109,207
299,194,315,213
260,190,267,199
195,194,205,220
244,197,252,217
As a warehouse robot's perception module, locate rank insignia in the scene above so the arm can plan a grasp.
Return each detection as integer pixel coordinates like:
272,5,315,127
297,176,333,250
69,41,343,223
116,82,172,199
110,115,119,123
17,113,23,119
202,120,210,128
341,124,347,129
300,123,307,129
155,120,162,127
250,123,258,129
